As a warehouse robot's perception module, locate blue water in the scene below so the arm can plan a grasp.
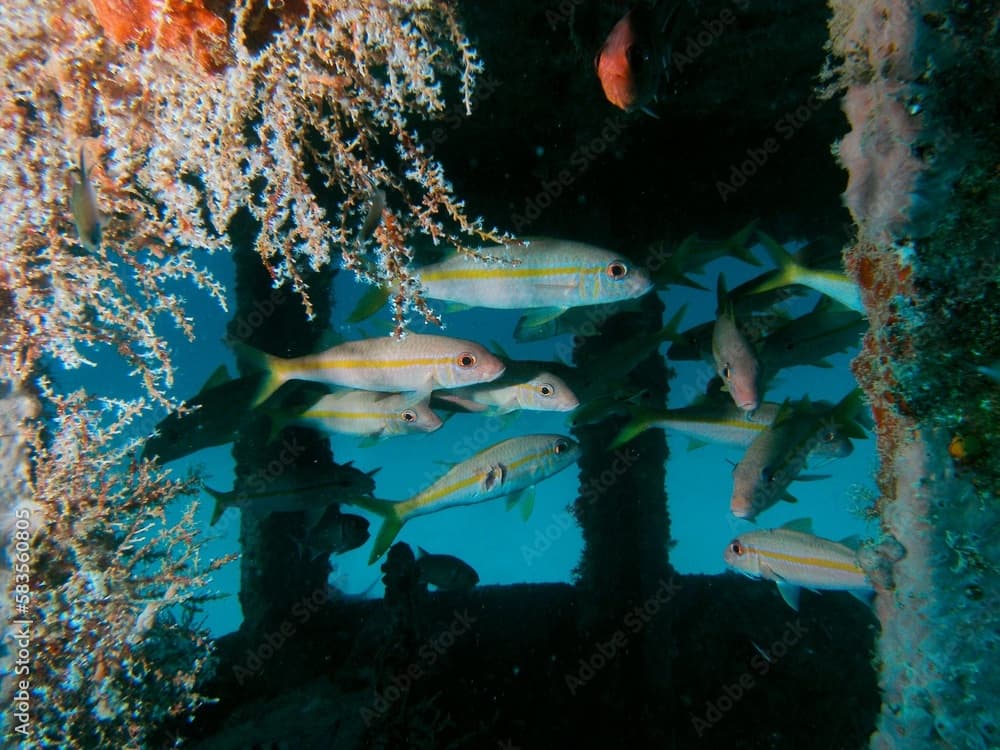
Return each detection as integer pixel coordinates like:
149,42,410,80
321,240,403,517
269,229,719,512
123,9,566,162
56,239,875,637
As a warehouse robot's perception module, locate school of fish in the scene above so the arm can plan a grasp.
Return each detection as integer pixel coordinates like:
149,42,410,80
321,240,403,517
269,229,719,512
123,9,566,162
130,7,877,601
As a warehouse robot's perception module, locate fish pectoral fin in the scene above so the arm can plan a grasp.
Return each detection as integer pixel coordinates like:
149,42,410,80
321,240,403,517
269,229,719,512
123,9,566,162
517,307,568,330
775,582,801,611
504,487,536,521
482,462,508,492
781,490,799,504
356,433,382,449
685,438,710,452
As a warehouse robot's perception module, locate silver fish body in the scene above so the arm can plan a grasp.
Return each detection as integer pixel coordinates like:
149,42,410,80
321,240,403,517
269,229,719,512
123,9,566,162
245,333,506,406
712,310,762,412
294,390,442,438
419,238,653,310
724,525,873,609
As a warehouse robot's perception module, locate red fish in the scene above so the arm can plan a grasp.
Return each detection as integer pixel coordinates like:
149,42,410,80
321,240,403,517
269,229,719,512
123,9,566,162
594,2,679,113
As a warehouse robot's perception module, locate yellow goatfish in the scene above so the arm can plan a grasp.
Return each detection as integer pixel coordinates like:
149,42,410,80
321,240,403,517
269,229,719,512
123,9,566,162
712,277,762,413
419,238,653,327
275,390,443,442
69,147,105,254
238,334,506,407
433,370,579,415
345,434,581,563
747,231,865,314
724,518,874,610
730,390,868,520
611,397,855,458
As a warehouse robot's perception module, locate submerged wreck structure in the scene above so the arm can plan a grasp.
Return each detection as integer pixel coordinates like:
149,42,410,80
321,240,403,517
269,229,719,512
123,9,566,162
0,0,996,748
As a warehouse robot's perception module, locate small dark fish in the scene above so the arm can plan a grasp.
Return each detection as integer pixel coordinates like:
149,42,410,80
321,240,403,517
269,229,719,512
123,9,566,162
141,368,262,463
595,1,680,114
206,460,378,527
69,147,105,253
356,188,386,246
416,547,480,591
297,509,370,559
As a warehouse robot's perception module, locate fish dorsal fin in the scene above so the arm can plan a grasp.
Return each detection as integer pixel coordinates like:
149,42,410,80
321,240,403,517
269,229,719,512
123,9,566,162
417,546,429,559
838,534,861,550
200,364,231,392
780,518,813,534
794,473,831,482
715,273,731,317
489,339,512,361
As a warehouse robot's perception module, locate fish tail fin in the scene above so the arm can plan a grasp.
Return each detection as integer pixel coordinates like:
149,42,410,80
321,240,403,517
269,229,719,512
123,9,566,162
662,304,688,340
204,485,233,527
347,285,390,324
829,388,870,439
752,231,802,294
340,495,406,564
726,219,762,267
610,408,656,449
231,341,286,408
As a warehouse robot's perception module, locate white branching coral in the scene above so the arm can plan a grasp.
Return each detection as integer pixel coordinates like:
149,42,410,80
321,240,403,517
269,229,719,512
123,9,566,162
6,387,235,748
0,0,499,402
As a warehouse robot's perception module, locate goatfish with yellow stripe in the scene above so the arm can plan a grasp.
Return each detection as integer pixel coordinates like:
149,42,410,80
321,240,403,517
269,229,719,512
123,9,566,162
237,333,505,407
351,238,653,328
724,518,874,610
730,389,869,520
744,231,864,314
345,434,581,563
432,369,579,416
267,390,443,444
610,397,855,458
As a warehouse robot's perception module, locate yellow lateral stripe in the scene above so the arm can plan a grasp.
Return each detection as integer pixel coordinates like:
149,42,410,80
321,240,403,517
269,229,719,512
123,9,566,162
409,446,551,510
294,356,452,372
422,266,587,281
306,410,395,420
757,548,862,575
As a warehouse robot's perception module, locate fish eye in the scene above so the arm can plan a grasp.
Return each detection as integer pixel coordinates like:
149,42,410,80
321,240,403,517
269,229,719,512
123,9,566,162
626,43,647,70
401,409,417,422
823,430,837,442
729,541,744,556
553,439,570,455
760,466,775,483
538,383,554,397
606,261,629,279
456,352,477,368
722,364,732,380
